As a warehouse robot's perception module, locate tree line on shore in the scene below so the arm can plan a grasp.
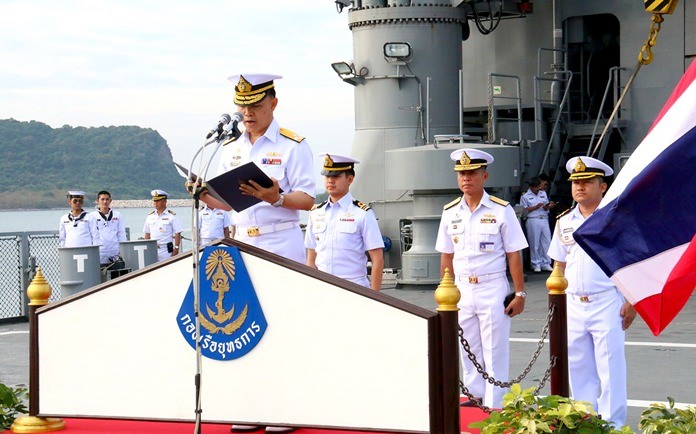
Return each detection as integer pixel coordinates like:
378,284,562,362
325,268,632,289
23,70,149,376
0,119,187,209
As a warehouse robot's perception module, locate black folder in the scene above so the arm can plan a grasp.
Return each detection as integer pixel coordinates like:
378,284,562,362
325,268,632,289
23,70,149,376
174,162,281,212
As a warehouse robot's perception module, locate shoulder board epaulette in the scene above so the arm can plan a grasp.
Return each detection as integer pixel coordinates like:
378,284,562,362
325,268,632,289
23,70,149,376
353,200,371,211
556,207,572,219
167,209,176,215
148,210,156,215
279,128,304,143
443,197,462,210
221,135,239,146
490,196,510,206
311,200,328,211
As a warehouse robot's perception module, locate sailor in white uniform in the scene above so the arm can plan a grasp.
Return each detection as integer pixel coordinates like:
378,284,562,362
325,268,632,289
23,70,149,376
201,73,315,265
198,203,231,245
59,190,99,248
548,156,636,427
305,154,385,290
520,177,555,272
143,190,183,262
435,149,528,409
91,190,127,272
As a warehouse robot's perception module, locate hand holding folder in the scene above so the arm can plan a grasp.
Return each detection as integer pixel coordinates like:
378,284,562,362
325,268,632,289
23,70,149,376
175,162,282,212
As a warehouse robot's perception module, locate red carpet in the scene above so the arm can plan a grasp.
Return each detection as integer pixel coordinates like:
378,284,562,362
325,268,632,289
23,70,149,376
4,401,487,434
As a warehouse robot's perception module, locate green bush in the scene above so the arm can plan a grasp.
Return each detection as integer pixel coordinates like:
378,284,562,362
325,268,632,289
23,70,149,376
0,382,28,430
469,384,634,434
639,397,696,434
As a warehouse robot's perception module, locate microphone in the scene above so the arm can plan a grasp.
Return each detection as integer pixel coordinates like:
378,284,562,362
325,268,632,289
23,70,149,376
222,112,244,140
206,113,232,139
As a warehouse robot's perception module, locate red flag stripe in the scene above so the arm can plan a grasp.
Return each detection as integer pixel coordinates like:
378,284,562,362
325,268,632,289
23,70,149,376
650,60,696,131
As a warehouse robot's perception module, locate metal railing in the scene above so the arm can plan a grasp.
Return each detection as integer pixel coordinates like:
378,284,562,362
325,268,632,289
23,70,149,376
0,231,60,321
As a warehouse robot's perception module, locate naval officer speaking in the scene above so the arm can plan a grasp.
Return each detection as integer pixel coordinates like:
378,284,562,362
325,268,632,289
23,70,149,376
199,73,315,264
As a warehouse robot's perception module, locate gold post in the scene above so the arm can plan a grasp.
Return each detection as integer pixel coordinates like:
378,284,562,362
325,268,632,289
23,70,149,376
434,268,461,434
435,267,460,312
546,262,569,397
11,267,66,433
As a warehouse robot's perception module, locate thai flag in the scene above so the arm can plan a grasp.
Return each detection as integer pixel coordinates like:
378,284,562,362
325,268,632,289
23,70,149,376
573,61,696,336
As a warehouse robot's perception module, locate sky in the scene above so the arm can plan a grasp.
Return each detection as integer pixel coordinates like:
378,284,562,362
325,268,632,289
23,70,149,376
0,0,356,183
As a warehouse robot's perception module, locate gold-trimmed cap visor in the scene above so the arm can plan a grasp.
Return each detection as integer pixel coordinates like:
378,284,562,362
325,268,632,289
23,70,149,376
566,156,614,180
228,73,282,106
450,148,494,171
320,153,360,176
151,189,169,201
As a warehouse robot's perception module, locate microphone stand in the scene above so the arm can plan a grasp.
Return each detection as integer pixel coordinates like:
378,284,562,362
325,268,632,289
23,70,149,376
188,126,242,434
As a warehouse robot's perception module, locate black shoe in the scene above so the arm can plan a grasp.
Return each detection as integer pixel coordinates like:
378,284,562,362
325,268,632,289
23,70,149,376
265,427,296,433
231,425,262,432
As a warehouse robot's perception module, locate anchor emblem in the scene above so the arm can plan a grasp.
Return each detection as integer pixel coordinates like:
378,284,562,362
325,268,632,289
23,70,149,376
199,249,248,335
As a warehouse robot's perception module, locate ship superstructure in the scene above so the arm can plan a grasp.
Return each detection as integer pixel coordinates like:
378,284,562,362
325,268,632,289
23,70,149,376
330,0,693,288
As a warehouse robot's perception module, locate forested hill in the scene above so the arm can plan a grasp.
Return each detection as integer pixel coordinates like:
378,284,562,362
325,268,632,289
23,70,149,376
0,119,188,209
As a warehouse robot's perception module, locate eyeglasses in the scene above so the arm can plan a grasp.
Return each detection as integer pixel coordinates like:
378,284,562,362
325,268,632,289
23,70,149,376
71,198,84,203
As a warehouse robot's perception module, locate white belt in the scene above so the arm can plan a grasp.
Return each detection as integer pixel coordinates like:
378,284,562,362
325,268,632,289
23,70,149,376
456,271,507,284
237,221,297,237
567,288,618,303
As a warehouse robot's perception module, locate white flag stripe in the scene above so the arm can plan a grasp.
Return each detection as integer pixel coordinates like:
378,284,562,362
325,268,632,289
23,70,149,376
602,78,696,206
612,243,690,304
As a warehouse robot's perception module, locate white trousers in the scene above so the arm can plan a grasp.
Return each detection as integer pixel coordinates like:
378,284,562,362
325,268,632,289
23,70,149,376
525,218,551,268
567,289,627,427
457,275,511,408
235,226,305,264
156,246,172,262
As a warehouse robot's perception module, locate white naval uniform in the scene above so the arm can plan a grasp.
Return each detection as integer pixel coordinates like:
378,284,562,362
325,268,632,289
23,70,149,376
520,188,552,269
217,119,315,263
142,209,183,262
198,205,232,245
435,192,528,408
59,211,99,248
304,193,384,288
91,209,127,264
548,207,627,427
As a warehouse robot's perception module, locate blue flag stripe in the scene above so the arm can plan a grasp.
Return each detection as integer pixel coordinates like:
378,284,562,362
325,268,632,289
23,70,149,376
574,125,696,276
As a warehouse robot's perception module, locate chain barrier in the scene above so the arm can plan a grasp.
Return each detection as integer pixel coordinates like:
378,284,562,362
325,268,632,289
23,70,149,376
458,304,556,411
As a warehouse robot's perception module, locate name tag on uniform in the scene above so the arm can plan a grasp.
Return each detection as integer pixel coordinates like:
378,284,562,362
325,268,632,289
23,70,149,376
479,242,494,252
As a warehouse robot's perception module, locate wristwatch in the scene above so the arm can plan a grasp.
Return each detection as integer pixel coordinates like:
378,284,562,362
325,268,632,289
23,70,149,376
272,194,285,208
515,290,527,298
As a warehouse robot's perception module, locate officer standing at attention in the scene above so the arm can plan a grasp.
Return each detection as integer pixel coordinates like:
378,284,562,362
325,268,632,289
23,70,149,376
548,156,636,427
91,190,127,276
200,73,315,265
435,149,528,409
143,189,183,262
198,203,231,245
520,177,555,272
59,190,99,248
305,154,385,291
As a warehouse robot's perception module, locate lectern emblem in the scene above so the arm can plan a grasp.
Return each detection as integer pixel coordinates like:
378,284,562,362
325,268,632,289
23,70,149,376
177,246,267,360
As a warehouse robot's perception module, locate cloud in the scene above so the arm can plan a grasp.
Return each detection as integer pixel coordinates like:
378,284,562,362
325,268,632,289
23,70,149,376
0,0,356,168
